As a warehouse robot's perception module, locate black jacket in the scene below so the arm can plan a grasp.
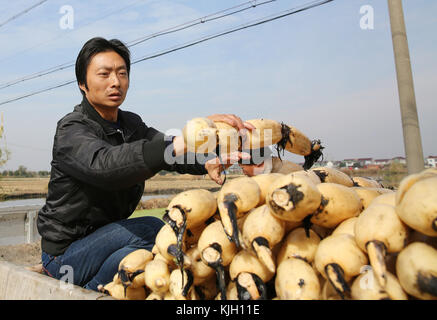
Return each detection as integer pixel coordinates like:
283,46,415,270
37,97,208,256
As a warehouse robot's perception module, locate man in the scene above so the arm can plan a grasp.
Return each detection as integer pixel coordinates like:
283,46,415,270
37,37,260,291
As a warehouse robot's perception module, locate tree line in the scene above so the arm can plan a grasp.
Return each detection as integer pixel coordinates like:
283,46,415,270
1,165,50,178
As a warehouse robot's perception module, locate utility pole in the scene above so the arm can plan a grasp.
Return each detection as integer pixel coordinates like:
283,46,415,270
387,0,424,174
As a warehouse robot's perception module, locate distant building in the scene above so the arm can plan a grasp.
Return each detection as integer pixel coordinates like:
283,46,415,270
341,158,373,168
281,155,417,170
332,161,342,167
426,156,437,168
357,158,373,167
392,156,406,165
343,159,356,167
374,159,390,166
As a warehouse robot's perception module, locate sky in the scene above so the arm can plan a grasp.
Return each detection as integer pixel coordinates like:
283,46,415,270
0,0,436,171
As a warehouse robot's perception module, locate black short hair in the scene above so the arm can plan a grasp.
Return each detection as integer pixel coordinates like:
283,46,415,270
75,37,131,95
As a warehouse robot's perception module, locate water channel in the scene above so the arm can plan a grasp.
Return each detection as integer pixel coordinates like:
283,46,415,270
0,194,171,209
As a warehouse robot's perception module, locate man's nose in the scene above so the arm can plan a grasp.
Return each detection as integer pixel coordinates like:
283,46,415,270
110,73,121,87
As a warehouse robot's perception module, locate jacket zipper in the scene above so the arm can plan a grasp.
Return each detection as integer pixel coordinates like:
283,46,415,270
116,129,126,142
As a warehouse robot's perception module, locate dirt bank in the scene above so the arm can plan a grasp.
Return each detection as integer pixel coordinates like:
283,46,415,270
0,242,42,267
0,196,178,267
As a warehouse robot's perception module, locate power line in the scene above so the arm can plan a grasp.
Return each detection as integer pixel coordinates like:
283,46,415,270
0,0,146,89
0,80,76,107
0,0,49,28
0,0,145,66
127,0,277,47
0,0,276,90
0,62,73,91
0,0,334,107
133,0,334,65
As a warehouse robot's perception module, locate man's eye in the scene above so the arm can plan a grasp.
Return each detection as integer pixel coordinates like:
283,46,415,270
119,72,127,76
98,73,109,76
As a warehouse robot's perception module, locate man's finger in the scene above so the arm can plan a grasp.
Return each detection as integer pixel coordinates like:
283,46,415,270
207,113,254,132
230,115,246,132
240,161,266,177
220,114,244,132
238,151,251,160
210,171,223,185
220,151,250,164
243,121,256,130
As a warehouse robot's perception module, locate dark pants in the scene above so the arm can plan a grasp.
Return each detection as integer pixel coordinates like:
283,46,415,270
41,216,164,292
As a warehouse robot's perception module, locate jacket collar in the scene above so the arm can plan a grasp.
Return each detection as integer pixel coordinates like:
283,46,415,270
78,96,142,139
80,96,121,135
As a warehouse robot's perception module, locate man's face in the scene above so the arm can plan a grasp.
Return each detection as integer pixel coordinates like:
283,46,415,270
79,50,129,109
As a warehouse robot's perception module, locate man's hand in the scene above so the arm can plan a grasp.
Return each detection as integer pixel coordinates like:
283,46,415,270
207,114,255,133
205,151,251,185
195,114,262,184
173,114,253,158
239,162,267,177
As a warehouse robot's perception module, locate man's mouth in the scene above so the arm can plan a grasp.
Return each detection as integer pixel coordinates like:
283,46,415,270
108,92,122,100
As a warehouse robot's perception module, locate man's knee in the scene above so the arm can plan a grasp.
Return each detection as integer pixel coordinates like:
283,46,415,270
117,216,165,242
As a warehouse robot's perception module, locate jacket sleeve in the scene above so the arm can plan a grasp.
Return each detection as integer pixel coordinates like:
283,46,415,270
142,129,209,176
54,116,164,191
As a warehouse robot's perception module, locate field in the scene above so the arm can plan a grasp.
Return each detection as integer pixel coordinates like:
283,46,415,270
0,177,49,199
129,207,166,219
0,164,409,200
0,173,241,200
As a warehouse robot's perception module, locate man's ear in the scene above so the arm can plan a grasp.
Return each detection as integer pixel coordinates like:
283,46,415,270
78,83,87,94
